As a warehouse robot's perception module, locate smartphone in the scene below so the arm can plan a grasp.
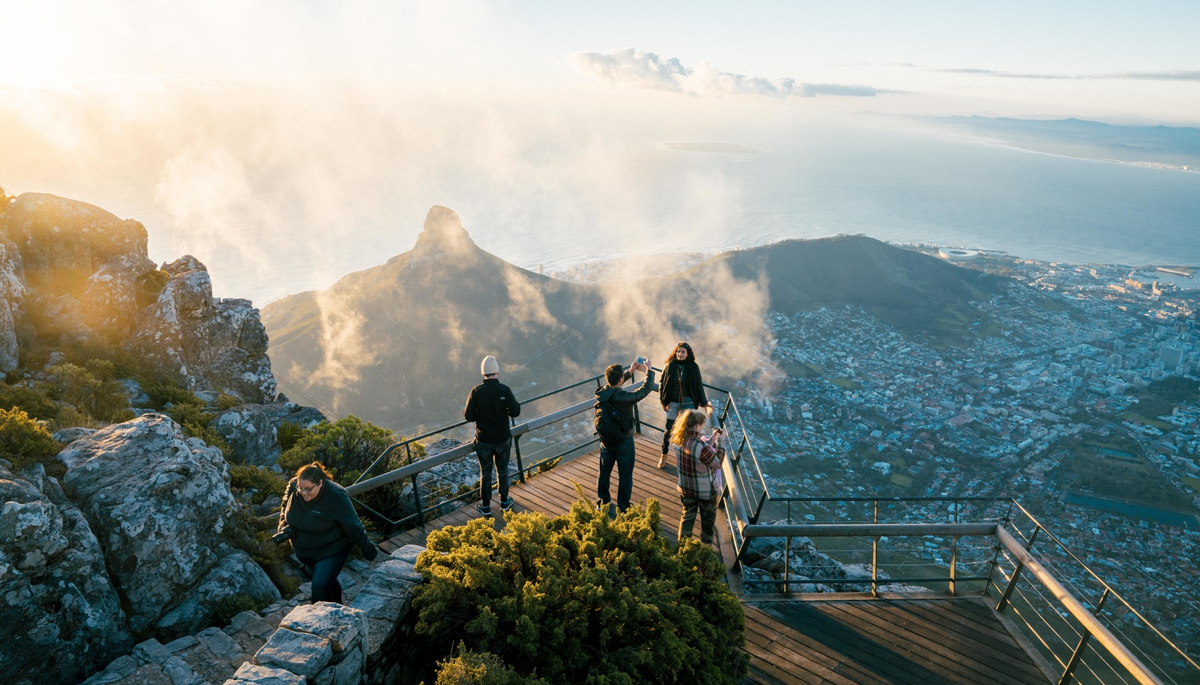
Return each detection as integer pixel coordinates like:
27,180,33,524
635,356,647,366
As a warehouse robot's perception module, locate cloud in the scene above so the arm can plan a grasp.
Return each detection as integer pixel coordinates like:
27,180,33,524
572,48,896,99
926,66,1200,82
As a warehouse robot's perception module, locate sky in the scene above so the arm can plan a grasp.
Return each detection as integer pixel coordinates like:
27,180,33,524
2,1,1198,303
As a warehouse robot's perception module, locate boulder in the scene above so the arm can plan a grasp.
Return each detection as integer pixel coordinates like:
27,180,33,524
213,402,328,467
130,257,276,403
0,462,132,685
155,551,280,639
60,414,240,634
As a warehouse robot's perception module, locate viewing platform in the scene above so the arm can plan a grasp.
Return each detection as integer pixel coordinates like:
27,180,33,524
378,434,1051,684
345,371,1198,685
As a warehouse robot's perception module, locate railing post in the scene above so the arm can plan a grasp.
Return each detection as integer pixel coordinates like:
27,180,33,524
633,401,642,434
783,535,791,598
996,527,1039,612
513,434,526,484
949,535,959,596
872,536,880,598
872,500,879,598
406,443,426,528
1058,588,1111,685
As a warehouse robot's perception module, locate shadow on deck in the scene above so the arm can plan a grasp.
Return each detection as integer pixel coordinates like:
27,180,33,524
379,434,1051,685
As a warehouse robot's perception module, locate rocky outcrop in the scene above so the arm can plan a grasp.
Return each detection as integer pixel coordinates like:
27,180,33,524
213,402,328,467
0,232,25,372
156,551,281,639
1,193,156,344
0,461,132,685
0,192,278,401
59,414,275,635
130,256,277,403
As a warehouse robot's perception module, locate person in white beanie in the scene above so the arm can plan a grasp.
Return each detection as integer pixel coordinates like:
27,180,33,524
463,355,521,516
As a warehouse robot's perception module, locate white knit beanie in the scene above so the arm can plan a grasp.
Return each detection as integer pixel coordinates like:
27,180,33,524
481,355,499,376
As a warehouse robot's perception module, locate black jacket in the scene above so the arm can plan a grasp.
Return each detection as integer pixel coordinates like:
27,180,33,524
278,478,374,563
464,378,521,443
659,359,708,409
595,369,657,440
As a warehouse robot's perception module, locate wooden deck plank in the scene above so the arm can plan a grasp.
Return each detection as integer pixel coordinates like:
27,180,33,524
825,601,1026,685
381,435,1049,684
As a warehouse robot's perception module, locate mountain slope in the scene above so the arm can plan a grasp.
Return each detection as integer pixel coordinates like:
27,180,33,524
263,210,1007,434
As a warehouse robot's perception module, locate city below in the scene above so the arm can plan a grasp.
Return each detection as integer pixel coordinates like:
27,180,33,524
731,246,1200,652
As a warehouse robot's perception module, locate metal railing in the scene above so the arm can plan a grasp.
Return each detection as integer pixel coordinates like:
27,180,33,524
330,370,1196,685
731,494,1200,685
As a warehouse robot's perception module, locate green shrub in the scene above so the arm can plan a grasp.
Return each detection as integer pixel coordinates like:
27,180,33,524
215,594,267,626
229,464,287,504
0,383,60,421
143,377,202,411
61,342,144,379
434,648,551,685
411,496,749,685
0,408,63,471
276,420,304,452
43,362,130,423
215,392,244,412
166,402,231,457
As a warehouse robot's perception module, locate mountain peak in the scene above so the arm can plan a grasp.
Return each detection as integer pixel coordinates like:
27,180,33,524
412,205,476,257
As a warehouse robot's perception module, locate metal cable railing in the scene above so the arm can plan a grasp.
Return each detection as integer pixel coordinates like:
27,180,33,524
313,370,1195,685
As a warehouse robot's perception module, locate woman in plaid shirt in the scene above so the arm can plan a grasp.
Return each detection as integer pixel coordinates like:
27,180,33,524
670,408,727,544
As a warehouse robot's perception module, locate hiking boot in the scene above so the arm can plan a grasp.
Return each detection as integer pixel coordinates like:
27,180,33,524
475,503,492,517
500,497,515,511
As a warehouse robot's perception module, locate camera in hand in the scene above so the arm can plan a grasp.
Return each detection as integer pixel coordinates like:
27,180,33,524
272,529,293,545
635,356,647,367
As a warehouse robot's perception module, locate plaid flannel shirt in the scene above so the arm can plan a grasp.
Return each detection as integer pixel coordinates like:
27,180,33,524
674,430,726,500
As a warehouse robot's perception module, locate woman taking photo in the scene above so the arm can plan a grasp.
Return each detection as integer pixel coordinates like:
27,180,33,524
658,341,709,468
669,408,726,545
275,462,378,603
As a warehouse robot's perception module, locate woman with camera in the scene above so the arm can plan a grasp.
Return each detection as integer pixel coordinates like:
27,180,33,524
669,408,726,545
275,462,378,604
658,341,709,468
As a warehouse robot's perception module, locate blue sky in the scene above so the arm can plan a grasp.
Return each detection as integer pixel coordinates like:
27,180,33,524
2,1,1198,303
4,1,1198,121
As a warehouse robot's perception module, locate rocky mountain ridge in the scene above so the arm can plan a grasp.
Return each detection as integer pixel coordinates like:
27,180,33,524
0,190,326,685
264,206,1006,433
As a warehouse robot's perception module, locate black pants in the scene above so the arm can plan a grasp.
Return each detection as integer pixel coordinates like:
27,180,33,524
308,547,351,604
475,437,512,507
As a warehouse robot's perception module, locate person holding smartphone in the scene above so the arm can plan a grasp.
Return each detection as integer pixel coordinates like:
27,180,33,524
594,357,656,514
658,342,709,468
669,408,726,545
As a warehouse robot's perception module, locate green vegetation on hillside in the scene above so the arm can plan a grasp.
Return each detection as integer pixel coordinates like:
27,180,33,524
1054,438,1195,512
411,496,749,685
0,407,62,471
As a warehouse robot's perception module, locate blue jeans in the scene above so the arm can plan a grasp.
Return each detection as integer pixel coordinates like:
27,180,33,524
597,437,635,512
309,547,351,604
475,437,512,507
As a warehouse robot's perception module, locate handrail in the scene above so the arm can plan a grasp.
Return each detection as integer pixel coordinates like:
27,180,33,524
347,380,649,497
996,525,1165,685
305,368,1193,684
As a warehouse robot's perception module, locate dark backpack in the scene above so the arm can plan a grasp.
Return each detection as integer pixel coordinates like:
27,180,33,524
594,395,632,447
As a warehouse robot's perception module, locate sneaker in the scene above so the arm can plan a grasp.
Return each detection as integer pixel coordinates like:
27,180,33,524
500,497,515,511
475,503,492,516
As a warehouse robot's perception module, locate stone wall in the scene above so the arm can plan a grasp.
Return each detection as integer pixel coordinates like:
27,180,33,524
79,545,427,685
225,544,426,685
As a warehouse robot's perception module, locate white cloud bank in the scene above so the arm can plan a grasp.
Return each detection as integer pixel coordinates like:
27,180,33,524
572,48,899,99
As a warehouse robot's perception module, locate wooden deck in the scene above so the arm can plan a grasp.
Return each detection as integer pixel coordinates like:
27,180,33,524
379,434,1050,685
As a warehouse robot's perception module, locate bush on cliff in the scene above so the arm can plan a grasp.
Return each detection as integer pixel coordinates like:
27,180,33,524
411,496,749,685
0,407,63,470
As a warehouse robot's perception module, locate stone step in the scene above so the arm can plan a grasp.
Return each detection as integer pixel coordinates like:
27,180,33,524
80,556,384,685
